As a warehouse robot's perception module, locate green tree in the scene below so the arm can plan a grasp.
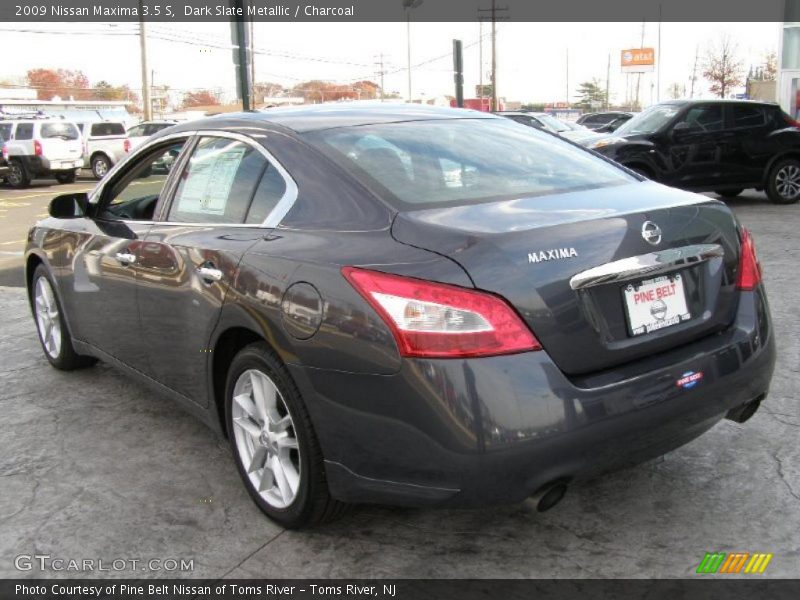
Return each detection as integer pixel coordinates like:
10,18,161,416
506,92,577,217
575,79,606,110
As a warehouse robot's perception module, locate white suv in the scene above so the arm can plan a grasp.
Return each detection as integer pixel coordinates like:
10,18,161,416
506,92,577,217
76,121,130,179
2,119,84,188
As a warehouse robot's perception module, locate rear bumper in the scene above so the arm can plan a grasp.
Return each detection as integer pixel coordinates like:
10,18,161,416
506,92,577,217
289,286,775,508
23,156,83,174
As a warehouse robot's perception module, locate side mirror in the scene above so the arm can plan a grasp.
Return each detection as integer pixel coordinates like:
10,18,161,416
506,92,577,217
49,193,89,219
671,122,694,137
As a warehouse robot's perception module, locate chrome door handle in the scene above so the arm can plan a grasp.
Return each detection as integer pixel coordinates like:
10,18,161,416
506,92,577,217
197,266,223,283
115,252,136,265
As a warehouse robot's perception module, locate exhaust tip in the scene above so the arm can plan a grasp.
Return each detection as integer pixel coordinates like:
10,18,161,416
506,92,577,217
726,396,764,424
527,481,568,513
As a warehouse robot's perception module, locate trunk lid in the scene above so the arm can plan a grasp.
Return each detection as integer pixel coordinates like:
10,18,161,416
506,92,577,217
391,182,741,375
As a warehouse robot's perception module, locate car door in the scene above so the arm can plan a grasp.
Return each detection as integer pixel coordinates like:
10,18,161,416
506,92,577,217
56,136,192,371
663,103,726,189
136,131,294,406
722,104,774,186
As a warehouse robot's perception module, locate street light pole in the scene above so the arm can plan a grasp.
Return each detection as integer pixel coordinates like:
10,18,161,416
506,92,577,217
138,7,151,121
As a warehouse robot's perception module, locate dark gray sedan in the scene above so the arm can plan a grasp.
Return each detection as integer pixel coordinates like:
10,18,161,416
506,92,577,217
24,104,775,528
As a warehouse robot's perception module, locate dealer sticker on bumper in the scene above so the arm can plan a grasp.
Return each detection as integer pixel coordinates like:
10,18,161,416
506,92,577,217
624,273,691,336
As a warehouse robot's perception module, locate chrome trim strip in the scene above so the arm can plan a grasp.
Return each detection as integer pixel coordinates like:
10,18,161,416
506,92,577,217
569,243,724,291
89,129,298,230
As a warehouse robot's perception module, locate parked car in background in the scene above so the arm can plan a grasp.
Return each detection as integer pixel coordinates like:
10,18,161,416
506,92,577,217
76,121,130,179
26,105,774,528
0,125,10,182
497,111,596,142
577,111,635,132
579,100,800,204
127,120,177,149
2,119,83,188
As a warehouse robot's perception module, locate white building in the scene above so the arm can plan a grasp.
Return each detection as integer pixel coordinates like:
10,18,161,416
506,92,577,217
778,3,800,118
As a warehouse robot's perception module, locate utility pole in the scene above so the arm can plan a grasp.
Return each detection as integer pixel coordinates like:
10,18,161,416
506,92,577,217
375,53,386,101
402,0,423,102
634,20,645,109
565,48,569,106
656,5,662,102
478,0,508,112
453,39,464,108
479,20,483,104
605,52,611,110
249,4,256,103
138,4,152,121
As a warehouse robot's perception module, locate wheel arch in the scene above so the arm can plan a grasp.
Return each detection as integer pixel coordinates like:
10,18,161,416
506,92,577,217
763,151,800,186
210,325,269,437
90,150,110,164
25,251,47,298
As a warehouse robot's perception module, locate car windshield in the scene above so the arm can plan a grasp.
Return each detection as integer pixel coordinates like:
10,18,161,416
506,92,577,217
40,123,80,140
90,122,126,136
614,105,681,135
535,114,571,132
304,118,635,210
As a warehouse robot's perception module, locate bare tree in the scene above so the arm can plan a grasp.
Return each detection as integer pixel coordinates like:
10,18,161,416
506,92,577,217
703,34,744,98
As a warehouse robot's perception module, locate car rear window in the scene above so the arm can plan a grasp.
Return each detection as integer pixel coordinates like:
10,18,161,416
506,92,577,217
90,122,126,136
304,118,634,210
40,123,79,140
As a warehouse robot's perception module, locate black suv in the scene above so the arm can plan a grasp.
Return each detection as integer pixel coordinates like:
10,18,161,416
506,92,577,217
579,100,800,204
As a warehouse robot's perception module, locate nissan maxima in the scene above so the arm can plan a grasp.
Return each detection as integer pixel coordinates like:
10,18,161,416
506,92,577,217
25,104,775,528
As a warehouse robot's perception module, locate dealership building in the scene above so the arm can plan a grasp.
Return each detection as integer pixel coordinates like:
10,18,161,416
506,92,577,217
779,3,800,118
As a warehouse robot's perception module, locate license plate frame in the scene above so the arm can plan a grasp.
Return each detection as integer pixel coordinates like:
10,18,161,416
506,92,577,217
622,272,691,337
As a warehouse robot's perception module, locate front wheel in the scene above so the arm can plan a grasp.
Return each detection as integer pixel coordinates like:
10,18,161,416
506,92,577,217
767,158,800,204
55,170,77,184
31,265,97,370
225,342,347,528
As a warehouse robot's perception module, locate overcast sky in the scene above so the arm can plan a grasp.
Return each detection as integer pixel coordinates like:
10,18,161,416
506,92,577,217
0,21,781,105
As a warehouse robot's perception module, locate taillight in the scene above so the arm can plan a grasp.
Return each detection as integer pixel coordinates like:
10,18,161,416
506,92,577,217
1,144,7,160
342,267,541,358
124,138,131,153
736,228,762,291
784,114,800,128
33,140,42,156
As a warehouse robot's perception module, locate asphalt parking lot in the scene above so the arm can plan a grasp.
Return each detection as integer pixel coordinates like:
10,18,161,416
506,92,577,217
0,184,798,579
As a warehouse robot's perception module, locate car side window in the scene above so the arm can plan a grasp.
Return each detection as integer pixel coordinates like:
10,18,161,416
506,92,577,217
732,105,765,128
102,140,187,221
245,164,287,224
16,123,33,140
168,136,267,224
677,105,724,132
128,125,145,137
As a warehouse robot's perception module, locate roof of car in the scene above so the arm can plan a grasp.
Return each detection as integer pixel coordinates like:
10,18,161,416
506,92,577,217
166,103,498,134
496,111,547,117
656,99,778,107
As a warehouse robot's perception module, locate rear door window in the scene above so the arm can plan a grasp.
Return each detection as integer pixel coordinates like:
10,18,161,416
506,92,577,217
90,122,126,137
678,105,724,132
15,124,33,140
732,105,766,128
40,123,80,140
168,136,267,224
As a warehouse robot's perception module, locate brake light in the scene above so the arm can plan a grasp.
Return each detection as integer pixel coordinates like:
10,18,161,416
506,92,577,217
784,114,800,128
124,138,131,153
1,144,7,160
342,267,541,358
33,140,42,157
736,228,762,291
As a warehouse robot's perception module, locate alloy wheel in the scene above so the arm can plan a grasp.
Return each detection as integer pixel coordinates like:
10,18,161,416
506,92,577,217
93,158,109,178
34,276,62,358
231,369,301,509
775,164,800,200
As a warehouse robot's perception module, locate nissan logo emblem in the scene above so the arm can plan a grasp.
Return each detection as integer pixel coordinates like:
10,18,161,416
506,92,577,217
642,221,662,245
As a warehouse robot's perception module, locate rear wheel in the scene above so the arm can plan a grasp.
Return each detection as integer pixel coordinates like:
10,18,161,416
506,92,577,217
767,158,800,204
31,265,97,370
715,188,743,198
7,159,30,189
91,154,111,180
55,170,77,184
225,342,347,528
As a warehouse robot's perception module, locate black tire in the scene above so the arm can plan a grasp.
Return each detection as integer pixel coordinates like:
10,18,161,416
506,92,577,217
7,159,30,189
767,158,800,205
715,188,743,198
55,170,77,184
225,342,347,528
91,154,111,180
30,265,97,371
